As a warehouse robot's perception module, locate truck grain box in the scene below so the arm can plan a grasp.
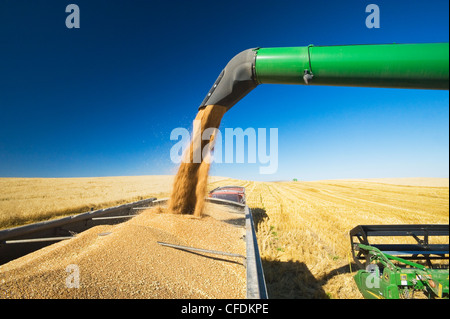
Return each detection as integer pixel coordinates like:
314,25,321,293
0,200,267,299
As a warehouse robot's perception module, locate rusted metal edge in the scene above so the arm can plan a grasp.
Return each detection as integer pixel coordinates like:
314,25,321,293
157,241,246,259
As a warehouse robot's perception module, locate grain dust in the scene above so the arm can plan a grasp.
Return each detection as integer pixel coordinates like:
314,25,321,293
0,203,246,299
168,105,227,217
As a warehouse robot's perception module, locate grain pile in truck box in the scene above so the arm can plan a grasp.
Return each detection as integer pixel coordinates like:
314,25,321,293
0,203,246,299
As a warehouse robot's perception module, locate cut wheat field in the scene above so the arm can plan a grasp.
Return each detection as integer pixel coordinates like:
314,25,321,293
0,176,448,298
207,177,449,299
0,175,227,230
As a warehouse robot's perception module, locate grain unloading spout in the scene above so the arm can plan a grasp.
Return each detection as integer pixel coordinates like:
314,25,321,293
199,48,259,111
199,43,449,111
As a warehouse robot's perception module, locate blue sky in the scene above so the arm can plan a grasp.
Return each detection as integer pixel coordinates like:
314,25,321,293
0,0,448,181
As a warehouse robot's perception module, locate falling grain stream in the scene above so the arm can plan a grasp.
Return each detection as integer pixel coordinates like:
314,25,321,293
168,104,227,217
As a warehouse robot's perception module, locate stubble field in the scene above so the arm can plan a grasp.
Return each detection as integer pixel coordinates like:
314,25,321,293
0,176,448,298
207,177,449,298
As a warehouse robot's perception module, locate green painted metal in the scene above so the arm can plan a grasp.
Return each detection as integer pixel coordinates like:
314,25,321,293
255,43,449,90
353,243,449,299
358,244,427,270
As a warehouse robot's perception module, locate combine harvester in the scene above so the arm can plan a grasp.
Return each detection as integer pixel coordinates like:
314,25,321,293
199,42,449,299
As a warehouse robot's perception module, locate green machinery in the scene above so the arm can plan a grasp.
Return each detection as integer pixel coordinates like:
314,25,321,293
350,225,449,299
198,43,449,299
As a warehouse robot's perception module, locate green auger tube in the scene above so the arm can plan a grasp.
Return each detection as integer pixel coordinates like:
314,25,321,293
200,42,449,111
